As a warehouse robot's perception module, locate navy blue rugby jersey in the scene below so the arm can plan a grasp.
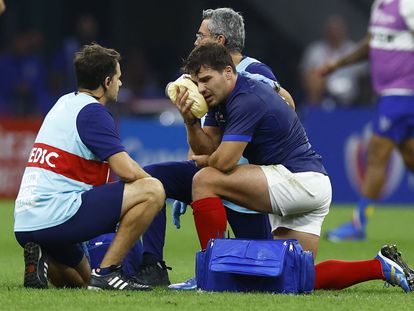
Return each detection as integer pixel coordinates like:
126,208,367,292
204,75,326,174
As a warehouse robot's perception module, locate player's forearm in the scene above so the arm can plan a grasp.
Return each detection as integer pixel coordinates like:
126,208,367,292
124,161,151,182
208,153,236,173
207,142,245,173
117,162,150,183
187,148,195,159
109,151,150,182
335,35,370,69
186,123,217,155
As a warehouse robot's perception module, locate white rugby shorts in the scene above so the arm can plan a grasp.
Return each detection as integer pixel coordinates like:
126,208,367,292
260,164,332,236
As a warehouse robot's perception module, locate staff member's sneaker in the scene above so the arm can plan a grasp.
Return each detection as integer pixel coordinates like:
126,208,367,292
23,242,48,289
375,244,414,293
88,266,151,291
168,277,197,290
134,261,171,286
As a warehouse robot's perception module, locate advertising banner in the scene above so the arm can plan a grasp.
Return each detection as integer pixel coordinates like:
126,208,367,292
303,107,413,203
2,109,413,204
0,118,42,199
120,118,188,166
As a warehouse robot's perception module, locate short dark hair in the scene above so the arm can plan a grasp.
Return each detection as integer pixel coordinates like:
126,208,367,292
74,43,121,90
183,42,236,76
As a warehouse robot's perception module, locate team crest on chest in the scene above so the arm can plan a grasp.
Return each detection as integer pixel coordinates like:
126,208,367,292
214,107,226,126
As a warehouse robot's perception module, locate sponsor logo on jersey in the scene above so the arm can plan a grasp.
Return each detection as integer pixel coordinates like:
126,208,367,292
27,143,109,186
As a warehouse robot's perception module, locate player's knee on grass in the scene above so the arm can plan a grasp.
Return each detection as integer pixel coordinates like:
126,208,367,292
49,256,90,288
77,256,92,285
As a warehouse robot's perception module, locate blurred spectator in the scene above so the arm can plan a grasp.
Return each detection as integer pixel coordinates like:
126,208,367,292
300,15,369,106
0,0,6,15
118,47,164,115
50,14,102,95
0,29,51,116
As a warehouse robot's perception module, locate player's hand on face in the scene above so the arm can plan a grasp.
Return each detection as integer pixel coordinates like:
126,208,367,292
175,87,196,125
191,154,209,168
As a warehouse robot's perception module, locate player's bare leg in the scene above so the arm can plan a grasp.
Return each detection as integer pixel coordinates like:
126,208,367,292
100,178,165,268
192,165,272,213
273,227,320,259
398,138,414,172
361,135,395,199
48,256,90,288
326,134,395,242
192,165,328,259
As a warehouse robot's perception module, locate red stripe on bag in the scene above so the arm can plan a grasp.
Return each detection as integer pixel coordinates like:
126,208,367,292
27,143,109,186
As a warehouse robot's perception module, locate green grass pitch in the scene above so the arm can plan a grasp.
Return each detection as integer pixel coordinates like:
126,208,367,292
1,200,413,310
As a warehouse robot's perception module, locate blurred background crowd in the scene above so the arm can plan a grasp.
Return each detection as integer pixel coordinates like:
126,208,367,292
0,0,375,119
3,0,414,205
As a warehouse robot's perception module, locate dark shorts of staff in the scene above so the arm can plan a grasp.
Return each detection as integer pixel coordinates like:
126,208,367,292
15,181,124,268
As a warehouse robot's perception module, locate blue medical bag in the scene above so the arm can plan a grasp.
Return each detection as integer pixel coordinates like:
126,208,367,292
196,238,314,294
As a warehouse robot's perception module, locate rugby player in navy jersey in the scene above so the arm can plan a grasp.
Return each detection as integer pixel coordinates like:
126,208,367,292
177,41,413,292
135,8,296,287
14,43,165,291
